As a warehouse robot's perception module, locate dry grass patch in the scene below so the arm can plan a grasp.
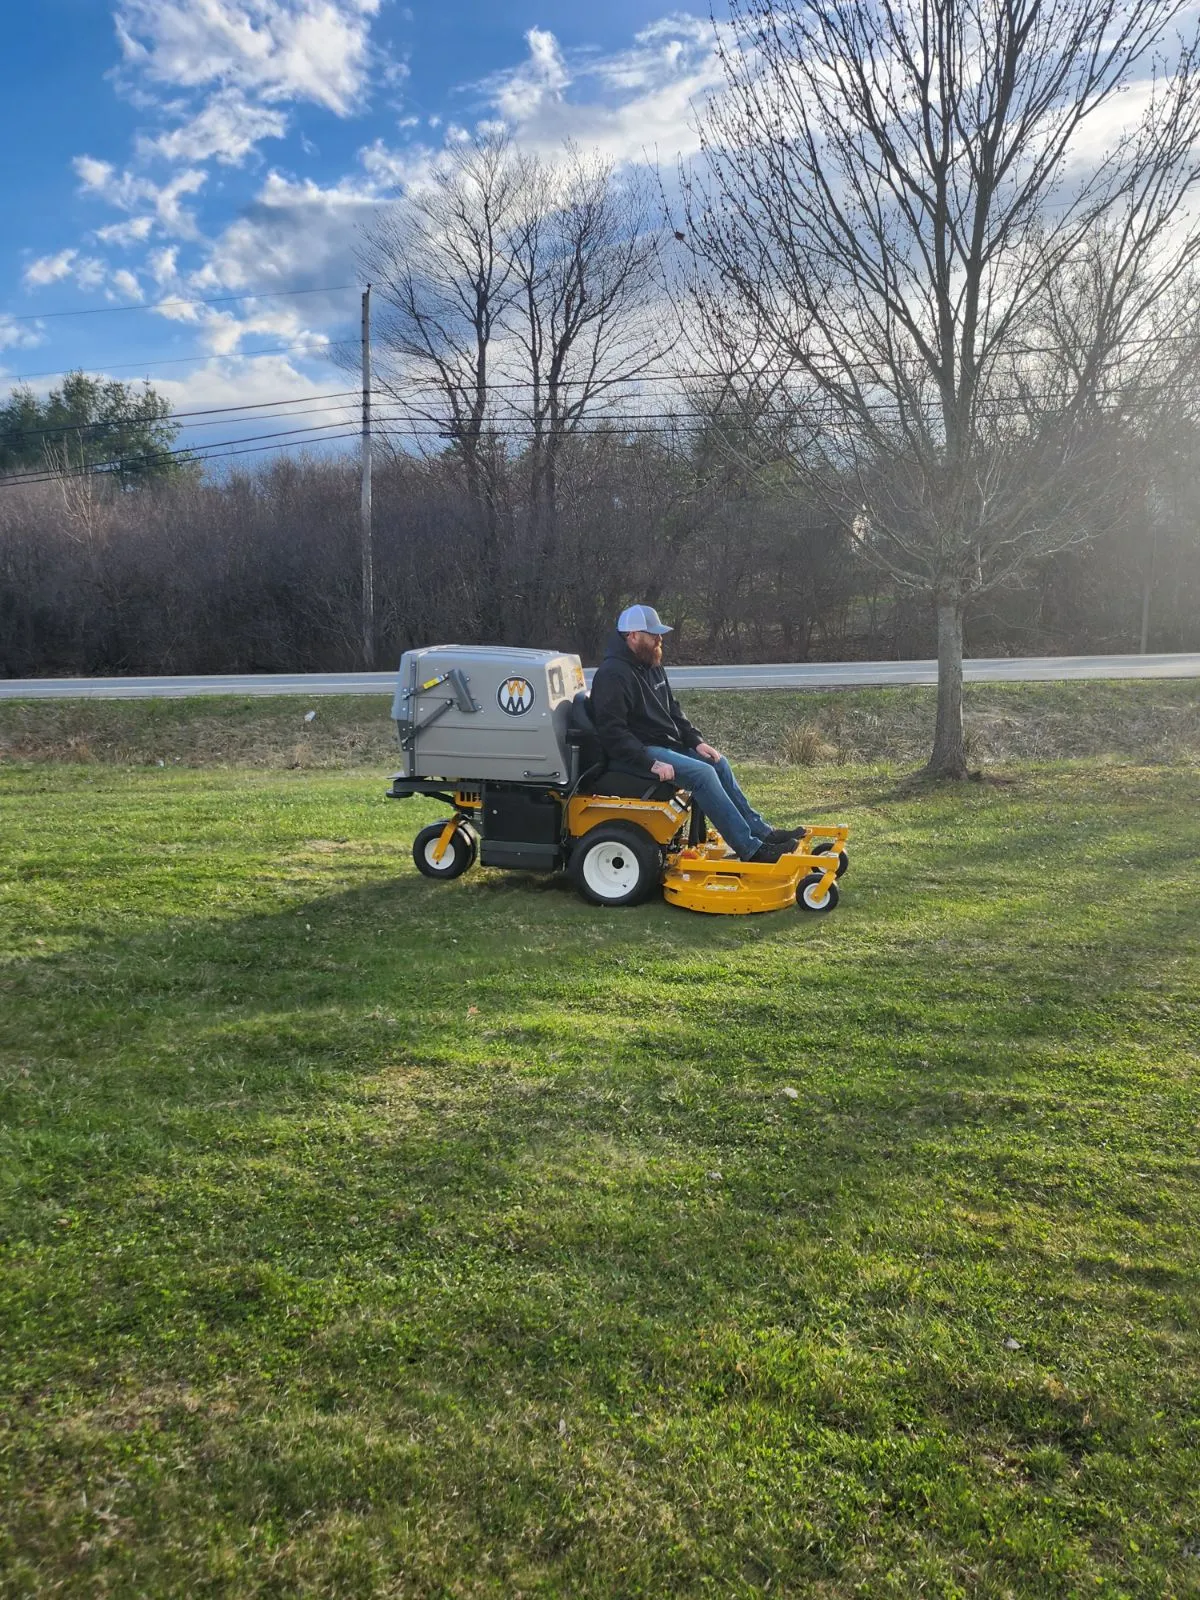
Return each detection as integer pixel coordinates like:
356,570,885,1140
2,678,1198,772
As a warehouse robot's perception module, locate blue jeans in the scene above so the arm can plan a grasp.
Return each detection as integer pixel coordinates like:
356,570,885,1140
645,745,771,859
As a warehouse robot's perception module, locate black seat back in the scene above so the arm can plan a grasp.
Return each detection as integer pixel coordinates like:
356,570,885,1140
567,691,607,776
567,691,676,802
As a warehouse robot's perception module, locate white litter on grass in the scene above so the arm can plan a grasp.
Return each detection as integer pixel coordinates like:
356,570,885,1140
1004,1337,1023,1350
780,1086,800,1100
304,710,317,722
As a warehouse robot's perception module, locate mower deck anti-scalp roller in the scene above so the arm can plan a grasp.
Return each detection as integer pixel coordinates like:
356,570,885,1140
387,645,850,916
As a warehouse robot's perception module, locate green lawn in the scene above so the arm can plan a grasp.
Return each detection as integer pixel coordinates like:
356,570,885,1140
1,753,1199,1597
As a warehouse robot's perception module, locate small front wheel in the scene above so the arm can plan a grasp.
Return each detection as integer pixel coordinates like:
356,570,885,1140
810,840,849,878
569,823,661,907
413,821,476,881
797,871,840,913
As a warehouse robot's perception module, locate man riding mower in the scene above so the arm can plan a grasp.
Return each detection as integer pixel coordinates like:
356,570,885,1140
386,642,850,916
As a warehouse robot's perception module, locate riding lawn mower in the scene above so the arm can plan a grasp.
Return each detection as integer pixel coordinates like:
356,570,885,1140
386,645,849,915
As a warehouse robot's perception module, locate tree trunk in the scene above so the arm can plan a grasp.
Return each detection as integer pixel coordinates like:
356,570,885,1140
926,598,968,778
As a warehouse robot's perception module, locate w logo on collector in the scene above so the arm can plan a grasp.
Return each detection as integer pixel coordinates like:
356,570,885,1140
497,677,535,716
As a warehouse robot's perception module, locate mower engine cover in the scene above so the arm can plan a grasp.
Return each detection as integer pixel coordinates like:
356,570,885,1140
392,645,587,785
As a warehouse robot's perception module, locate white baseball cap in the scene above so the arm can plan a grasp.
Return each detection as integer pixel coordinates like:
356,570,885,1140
618,603,673,634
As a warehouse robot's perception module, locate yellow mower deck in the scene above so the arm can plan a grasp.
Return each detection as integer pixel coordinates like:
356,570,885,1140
662,825,850,915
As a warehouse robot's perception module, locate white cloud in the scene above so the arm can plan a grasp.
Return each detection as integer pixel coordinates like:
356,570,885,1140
358,136,434,191
22,248,115,293
485,27,570,123
154,354,331,409
23,250,79,287
155,169,209,235
472,15,724,166
592,16,717,94
75,156,117,193
96,216,156,246
189,169,381,294
0,316,44,352
37,0,393,308
75,258,108,290
148,246,182,286
139,89,289,165
110,269,145,301
151,355,360,458
74,156,208,238
115,0,383,117
196,303,332,355
17,7,717,421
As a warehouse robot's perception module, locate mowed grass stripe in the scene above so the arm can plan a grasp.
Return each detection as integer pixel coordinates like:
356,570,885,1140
0,755,1198,1597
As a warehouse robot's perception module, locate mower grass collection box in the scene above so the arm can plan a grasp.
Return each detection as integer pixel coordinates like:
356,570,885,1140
387,645,849,914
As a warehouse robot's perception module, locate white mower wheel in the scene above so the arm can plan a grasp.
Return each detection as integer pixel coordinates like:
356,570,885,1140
797,871,840,913
413,821,476,881
810,840,850,878
569,824,661,907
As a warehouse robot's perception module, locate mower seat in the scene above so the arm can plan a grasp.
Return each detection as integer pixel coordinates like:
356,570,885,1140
567,691,677,802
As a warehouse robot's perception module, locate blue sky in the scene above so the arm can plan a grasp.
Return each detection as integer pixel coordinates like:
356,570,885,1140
0,0,722,459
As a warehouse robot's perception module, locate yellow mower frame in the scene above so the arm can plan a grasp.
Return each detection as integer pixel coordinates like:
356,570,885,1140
404,782,849,916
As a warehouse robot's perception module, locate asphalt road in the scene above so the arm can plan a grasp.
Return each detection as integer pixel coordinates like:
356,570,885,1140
1,653,1198,700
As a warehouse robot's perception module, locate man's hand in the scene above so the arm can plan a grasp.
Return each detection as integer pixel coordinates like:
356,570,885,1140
651,759,676,782
695,741,722,763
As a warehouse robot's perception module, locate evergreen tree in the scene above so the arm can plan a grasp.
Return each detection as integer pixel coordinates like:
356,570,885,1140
0,372,188,484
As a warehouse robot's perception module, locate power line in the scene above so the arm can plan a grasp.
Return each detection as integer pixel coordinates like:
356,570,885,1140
4,385,1191,487
4,394,359,443
0,398,1160,485
2,385,1167,462
3,284,359,324
0,416,366,485
11,339,1183,399
0,406,479,485
376,327,1200,393
7,341,356,384
0,406,510,485
168,390,357,422
0,390,360,446
0,428,366,488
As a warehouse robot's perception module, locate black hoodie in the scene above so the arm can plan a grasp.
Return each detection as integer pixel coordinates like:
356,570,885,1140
590,630,704,776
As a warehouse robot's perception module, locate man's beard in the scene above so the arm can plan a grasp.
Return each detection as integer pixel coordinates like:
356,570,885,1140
633,636,663,666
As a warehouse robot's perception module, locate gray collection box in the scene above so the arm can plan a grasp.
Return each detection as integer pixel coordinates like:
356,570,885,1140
392,645,587,784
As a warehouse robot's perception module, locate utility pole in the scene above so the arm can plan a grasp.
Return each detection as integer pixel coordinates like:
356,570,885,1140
360,283,374,670
1140,484,1163,656
1140,519,1158,655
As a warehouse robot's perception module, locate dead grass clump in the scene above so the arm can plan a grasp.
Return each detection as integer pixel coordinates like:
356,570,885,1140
780,722,838,765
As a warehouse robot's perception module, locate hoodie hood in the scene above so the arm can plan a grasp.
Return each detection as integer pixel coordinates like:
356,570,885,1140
603,629,640,664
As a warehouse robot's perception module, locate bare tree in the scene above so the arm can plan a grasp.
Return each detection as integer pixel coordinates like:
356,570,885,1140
359,134,525,636
362,134,667,643
506,149,667,631
680,0,1200,774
